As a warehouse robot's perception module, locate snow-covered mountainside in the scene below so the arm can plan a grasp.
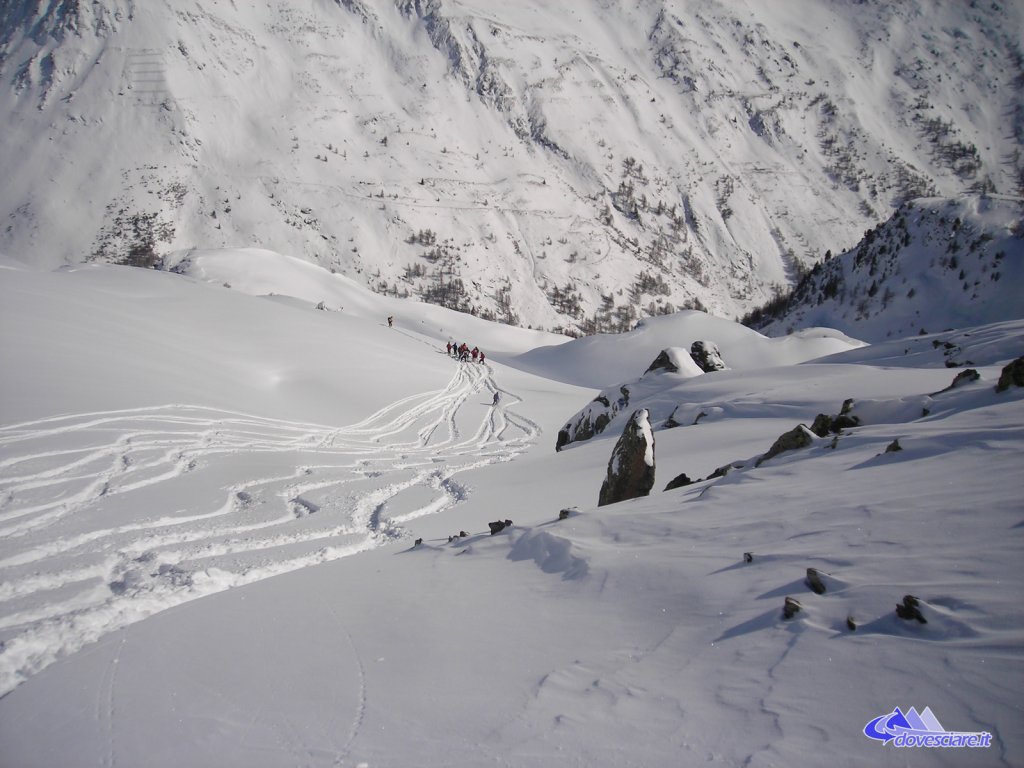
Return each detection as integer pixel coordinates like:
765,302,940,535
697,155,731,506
554,195,1023,451
744,195,1024,342
2,0,1021,332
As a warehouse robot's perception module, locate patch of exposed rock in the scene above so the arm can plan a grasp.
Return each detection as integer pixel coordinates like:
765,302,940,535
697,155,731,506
556,388,630,451
755,424,816,467
809,398,861,437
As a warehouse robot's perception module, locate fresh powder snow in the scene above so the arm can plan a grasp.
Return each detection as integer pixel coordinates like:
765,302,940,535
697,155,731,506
1,250,1022,767
1,0,1023,764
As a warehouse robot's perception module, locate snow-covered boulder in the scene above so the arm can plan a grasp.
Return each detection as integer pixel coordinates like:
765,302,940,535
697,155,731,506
598,409,656,507
644,349,680,374
690,340,728,372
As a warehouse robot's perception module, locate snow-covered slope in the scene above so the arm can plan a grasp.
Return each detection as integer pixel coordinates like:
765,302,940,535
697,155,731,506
517,309,864,449
2,0,1021,331
745,195,1024,342
2,256,1023,766
514,308,862,389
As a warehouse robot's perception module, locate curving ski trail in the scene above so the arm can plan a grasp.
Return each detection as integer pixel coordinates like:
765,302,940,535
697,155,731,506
0,364,539,696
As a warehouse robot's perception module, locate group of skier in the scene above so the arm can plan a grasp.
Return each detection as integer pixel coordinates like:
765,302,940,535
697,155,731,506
447,341,485,364
447,342,499,404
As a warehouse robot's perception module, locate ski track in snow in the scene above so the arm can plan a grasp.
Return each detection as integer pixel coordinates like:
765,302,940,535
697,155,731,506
0,363,538,696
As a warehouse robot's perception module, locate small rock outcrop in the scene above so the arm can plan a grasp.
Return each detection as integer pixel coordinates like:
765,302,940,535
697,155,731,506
707,462,741,480
934,368,980,395
895,594,927,624
949,368,980,388
663,408,682,429
598,409,656,507
755,425,815,467
809,399,860,437
995,356,1024,392
806,568,826,595
783,597,802,619
663,472,694,491
689,340,728,372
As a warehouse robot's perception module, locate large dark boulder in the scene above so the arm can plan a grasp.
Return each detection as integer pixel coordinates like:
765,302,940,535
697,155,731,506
598,409,656,507
996,356,1024,392
689,340,728,372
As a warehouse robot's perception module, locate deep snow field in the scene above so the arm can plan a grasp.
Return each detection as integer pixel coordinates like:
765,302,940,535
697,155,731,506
1,251,1022,767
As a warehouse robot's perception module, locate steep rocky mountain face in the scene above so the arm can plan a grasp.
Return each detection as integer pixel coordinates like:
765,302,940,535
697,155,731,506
744,196,1024,342
1,0,1020,333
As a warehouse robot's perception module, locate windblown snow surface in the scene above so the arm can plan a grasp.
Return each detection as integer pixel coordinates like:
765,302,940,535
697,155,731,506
1,251,1022,767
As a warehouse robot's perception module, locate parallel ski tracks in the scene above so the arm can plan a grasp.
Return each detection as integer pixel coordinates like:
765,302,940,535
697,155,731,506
0,363,539,694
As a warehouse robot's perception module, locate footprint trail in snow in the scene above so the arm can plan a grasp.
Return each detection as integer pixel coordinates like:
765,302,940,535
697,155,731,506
0,362,537,695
